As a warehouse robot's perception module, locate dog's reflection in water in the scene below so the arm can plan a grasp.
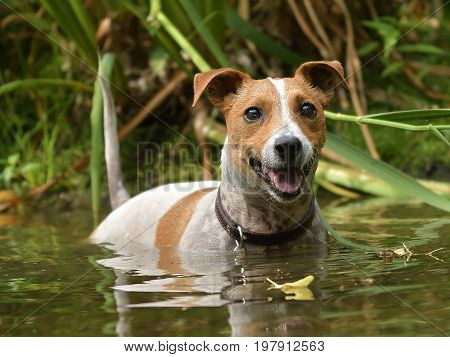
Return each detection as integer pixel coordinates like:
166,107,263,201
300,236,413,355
98,241,327,337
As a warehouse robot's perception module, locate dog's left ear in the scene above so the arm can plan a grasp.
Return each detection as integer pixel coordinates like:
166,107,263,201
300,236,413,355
295,61,349,104
192,68,250,110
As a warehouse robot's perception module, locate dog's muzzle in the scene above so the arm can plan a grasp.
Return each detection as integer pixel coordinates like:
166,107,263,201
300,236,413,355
248,155,314,199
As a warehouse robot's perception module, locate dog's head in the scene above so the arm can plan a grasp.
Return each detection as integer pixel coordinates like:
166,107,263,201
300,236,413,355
193,61,348,202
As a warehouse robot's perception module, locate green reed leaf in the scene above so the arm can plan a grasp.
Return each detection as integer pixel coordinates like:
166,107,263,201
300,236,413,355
225,5,305,66
325,110,450,145
90,53,116,223
179,0,229,67
365,109,450,121
325,132,450,212
40,0,97,67
154,10,211,72
397,43,445,56
0,79,92,96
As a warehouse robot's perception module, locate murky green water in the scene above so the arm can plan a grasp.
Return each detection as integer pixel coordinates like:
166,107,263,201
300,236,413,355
0,194,448,336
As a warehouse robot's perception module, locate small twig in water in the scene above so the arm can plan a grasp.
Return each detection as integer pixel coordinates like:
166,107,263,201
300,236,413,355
373,243,445,264
425,248,445,262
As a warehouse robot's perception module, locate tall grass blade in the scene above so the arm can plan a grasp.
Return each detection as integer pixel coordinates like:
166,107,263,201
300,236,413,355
225,5,306,67
202,0,227,47
161,0,193,36
119,0,191,75
68,0,96,46
325,132,450,212
155,10,211,72
90,53,116,223
0,79,92,95
39,0,97,67
179,0,229,67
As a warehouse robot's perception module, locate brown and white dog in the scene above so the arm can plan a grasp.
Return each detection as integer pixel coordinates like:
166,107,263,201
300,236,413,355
91,61,348,253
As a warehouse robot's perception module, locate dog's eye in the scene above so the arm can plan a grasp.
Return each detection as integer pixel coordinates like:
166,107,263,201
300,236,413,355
244,107,262,122
299,102,317,119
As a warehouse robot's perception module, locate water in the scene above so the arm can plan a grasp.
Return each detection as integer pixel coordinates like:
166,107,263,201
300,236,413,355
0,194,448,336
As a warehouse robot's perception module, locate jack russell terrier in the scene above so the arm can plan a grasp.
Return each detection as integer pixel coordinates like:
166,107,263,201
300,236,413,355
91,61,348,252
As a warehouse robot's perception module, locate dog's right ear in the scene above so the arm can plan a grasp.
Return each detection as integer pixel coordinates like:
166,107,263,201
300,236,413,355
193,68,249,110
295,61,349,105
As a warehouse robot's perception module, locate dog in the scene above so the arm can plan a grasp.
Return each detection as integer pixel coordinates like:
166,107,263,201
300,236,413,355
90,61,348,253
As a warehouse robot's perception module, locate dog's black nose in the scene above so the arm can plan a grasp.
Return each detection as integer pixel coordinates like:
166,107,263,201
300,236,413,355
274,137,302,163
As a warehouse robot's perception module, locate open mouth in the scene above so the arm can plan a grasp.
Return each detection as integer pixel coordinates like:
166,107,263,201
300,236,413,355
249,156,314,197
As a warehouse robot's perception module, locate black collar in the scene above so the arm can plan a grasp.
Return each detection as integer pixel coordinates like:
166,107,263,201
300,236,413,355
215,188,316,246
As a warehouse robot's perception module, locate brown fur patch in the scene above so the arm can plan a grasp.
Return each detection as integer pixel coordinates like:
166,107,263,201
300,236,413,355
155,188,214,249
156,188,214,276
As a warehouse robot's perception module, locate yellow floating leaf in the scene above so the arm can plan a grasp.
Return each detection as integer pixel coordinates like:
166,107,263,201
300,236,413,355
266,275,316,301
266,275,315,290
285,288,314,301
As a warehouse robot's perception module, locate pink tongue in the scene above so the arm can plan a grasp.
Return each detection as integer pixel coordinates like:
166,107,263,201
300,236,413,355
267,169,301,193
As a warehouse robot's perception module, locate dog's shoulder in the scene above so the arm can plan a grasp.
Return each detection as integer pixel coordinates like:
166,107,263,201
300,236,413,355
155,186,216,248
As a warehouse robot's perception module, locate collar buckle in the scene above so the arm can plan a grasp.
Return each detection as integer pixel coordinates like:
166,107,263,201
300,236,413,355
237,225,247,248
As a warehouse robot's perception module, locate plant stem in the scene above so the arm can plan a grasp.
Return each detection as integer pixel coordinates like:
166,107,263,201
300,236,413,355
154,11,211,72
325,111,450,131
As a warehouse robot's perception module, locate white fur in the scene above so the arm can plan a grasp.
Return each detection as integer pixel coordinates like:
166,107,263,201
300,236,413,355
268,78,291,125
264,78,313,166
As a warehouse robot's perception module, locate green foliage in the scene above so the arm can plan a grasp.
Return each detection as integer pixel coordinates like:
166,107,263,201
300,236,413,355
397,43,446,56
179,0,229,67
362,19,400,58
39,0,97,67
0,153,43,193
152,5,211,72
